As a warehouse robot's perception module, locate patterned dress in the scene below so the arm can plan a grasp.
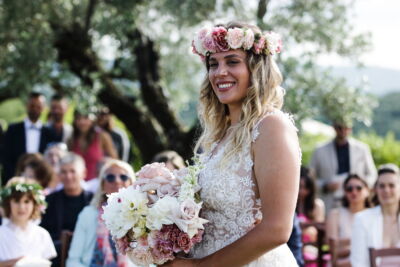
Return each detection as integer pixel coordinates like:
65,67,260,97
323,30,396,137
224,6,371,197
193,111,299,266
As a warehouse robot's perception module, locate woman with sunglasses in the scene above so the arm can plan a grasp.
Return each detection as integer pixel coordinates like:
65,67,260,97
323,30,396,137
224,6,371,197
327,174,370,241
66,159,135,267
351,164,400,267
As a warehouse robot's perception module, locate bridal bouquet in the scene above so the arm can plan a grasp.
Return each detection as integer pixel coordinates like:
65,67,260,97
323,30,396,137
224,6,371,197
102,161,208,266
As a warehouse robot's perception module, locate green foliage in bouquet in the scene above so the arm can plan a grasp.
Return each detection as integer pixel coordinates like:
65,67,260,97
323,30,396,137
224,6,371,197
179,156,204,203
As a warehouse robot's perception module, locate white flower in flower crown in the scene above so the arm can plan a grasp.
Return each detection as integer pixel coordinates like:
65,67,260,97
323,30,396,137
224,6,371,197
226,27,244,49
242,29,255,50
264,31,282,55
146,196,179,230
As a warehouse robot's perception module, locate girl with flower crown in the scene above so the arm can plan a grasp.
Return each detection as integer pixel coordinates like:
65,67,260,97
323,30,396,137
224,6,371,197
161,21,300,267
0,177,56,267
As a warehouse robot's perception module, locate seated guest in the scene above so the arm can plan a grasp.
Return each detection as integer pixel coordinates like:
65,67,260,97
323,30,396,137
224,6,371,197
0,177,56,266
296,167,325,224
351,164,400,267
67,159,135,267
40,152,93,267
327,174,370,240
287,214,304,267
15,153,56,195
43,142,68,193
44,142,68,174
152,150,186,171
326,174,370,266
296,167,325,266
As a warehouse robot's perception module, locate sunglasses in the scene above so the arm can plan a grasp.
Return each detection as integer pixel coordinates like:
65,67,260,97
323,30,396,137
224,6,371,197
345,185,363,193
105,174,130,183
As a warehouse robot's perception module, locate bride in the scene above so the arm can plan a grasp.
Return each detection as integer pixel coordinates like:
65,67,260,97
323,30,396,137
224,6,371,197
162,21,300,267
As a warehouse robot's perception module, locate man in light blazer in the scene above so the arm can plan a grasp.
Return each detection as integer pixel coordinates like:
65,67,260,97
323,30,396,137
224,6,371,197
310,122,377,211
1,92,57,185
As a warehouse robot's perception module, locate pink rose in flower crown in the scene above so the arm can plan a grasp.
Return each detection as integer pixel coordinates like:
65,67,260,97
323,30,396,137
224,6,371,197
202,33,217,53
253,35,266,54
243,29,255,50
226,27,244,49
212,26,229,52
197,27,209,42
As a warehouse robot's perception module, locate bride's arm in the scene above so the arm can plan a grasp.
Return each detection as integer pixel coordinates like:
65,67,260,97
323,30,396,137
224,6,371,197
163,114,301,267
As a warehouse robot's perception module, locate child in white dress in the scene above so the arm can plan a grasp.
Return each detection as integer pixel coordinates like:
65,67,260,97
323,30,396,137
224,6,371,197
0,177,56,267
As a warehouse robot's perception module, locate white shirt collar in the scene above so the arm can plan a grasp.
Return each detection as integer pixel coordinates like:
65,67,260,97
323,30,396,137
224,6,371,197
24,118,43,130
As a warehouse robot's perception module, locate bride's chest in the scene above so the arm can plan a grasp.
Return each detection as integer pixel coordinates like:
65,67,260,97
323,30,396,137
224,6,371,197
198,150,257,210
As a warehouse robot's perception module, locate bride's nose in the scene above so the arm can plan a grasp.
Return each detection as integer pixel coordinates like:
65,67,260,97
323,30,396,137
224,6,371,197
215,64,228,77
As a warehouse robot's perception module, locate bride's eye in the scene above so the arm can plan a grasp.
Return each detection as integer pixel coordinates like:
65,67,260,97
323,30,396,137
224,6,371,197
209,62,218,68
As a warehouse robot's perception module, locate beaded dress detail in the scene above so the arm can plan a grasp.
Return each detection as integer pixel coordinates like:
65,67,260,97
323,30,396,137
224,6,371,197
193,111,298,266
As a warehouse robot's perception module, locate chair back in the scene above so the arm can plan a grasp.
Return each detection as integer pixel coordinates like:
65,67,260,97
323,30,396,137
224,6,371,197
60,230,74,267
329,238,351,267
301,222,328,267
369,247,400,267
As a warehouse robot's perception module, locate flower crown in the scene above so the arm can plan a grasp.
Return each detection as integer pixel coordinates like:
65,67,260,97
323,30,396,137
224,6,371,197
0,182,47,211
192,25,282,60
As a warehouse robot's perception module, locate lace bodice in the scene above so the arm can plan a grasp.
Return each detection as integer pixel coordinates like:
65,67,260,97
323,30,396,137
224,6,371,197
193,111,299,266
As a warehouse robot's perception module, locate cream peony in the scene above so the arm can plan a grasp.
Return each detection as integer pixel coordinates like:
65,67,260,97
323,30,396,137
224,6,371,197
146,196,179,230
226,28,244,49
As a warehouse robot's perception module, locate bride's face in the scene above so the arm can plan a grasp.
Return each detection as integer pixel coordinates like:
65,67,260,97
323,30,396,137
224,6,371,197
208,49,250,107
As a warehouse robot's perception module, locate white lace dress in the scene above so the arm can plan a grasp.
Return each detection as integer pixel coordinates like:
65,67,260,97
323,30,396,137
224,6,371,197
193,112,298,266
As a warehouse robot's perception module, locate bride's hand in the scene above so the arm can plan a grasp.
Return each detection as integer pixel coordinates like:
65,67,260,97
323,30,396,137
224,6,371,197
160,257,201,267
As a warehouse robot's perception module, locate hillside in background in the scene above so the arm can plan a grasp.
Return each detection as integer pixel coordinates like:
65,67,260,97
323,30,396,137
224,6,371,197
329,66,400,96
354,91,400,138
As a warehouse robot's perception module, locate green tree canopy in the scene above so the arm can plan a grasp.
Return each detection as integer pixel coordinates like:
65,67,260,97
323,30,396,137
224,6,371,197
0,0,372,161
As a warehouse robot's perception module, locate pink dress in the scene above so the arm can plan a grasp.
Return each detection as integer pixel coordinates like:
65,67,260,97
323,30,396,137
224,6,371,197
72,131,104,180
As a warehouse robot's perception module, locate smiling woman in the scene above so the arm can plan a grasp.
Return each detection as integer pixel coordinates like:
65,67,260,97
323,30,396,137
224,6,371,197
351,164,400,267
161,21,300,267
208,50,250,109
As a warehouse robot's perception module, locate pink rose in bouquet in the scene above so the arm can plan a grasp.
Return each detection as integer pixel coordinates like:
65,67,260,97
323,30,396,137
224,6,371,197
134,162,181,204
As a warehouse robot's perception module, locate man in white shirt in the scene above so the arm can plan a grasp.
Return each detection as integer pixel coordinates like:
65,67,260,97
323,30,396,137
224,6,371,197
46,94,73,144
1,92,57,185
310,122,377,212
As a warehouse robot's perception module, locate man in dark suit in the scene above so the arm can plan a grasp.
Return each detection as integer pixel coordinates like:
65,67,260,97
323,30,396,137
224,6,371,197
40,152,93,267
2,92,57,185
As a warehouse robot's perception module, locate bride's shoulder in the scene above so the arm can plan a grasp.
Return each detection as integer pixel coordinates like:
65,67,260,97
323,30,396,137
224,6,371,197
252,110,297,142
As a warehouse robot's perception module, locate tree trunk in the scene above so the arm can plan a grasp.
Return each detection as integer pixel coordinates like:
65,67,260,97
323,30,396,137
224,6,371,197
51,23,198,162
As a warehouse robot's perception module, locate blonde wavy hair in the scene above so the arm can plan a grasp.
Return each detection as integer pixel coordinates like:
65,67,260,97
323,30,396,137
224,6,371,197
194,21,284,162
